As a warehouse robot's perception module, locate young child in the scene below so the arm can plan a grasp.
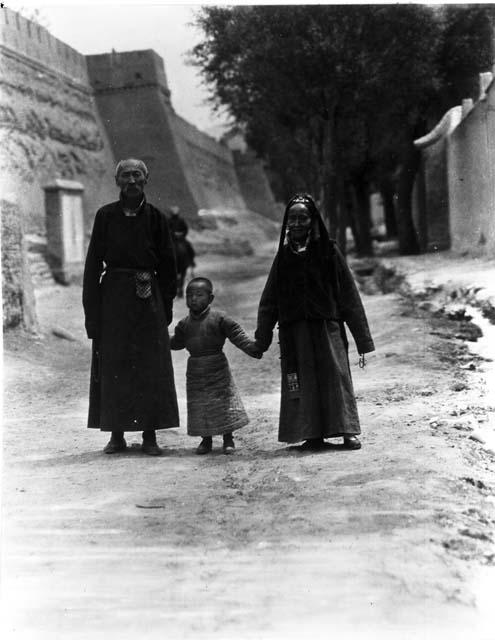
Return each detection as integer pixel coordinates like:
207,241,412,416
170,277,261,454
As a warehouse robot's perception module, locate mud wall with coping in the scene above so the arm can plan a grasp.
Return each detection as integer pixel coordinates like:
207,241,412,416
0,7,117,236
413,139,451,252
447,83,495,255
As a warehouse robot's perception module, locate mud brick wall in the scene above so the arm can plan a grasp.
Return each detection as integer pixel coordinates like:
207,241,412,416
1,199,37,330
448,82,495,255
0,7,116,236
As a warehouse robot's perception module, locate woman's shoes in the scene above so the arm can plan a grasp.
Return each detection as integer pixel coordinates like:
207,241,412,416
299,438,325,451
297,436,361,451
196,437,213,455
343,435,361,450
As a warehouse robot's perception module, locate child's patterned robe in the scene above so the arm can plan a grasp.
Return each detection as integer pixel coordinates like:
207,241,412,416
170,307,254,436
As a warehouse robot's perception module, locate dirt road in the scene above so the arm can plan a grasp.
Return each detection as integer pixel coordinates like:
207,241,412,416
2,248,494,640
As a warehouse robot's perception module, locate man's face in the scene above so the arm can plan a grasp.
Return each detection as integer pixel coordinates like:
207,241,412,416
116,161,147,198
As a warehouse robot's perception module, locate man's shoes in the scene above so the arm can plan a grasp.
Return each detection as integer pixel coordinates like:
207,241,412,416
223,434,235,455
104,437,127,454
141,442,163,456
141,431,163,456
196,437,212,455
343,435,361,450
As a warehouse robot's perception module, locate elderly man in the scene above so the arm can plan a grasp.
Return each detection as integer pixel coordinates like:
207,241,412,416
83,158,179,455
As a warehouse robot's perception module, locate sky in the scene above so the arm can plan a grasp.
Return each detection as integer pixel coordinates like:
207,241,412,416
7,1,232,136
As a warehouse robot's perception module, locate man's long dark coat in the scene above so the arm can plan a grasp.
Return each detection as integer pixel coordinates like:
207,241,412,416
82,199,179,432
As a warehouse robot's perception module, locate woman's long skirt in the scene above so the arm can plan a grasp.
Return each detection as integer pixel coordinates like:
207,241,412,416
186,352,249,437
87,271,179,432
279,319,360,443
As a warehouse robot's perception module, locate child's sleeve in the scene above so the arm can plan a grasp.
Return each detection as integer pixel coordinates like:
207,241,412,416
221,315,259,355
169,319,186,350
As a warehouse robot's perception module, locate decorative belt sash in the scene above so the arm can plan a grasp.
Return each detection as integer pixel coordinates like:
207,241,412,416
105,267,155,299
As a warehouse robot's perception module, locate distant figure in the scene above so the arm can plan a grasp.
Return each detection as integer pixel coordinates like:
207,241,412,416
254,193,375,451
168,205,196,297
83,158,179,456
170,277,261,455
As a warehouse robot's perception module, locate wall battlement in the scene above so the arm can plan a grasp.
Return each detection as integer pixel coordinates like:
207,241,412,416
0,7,89,85
87,49,171,101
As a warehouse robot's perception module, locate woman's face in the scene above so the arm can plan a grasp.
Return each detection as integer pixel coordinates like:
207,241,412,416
287,203,312,242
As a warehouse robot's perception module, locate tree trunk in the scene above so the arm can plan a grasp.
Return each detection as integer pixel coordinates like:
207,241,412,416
379,176,397,238
343,182,359,251
336,176,347,254
351,178,374,257
321,95,339,238
396,142,420,255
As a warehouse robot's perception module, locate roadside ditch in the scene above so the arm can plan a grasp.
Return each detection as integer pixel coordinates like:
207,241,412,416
353,256,495,568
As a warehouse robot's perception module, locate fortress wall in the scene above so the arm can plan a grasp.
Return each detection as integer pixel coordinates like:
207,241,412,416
1,10,279,243
171,114,245,211
233,150,281,221
0,7,89,86
87,52,199,217
0,9,116,235
88,49,247,218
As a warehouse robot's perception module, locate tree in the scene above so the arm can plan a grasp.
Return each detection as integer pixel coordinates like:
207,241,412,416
193,7,367,241
192,4,494,255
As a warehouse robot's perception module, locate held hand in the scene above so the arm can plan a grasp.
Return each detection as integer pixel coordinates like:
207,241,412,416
358,353,367,369
245,343,263,359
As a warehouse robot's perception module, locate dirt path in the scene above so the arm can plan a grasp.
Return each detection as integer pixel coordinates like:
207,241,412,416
2,249,494,640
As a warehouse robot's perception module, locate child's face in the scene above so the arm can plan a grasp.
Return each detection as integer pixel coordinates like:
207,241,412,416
186,283,213,313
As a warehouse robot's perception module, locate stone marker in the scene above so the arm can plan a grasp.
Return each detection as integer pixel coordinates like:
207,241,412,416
44,180,85,284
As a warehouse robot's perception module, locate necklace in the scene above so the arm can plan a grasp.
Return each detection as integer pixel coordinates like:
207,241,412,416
288,233,310,255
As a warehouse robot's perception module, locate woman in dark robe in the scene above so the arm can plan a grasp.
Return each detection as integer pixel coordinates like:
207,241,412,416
254,193,375,450
83,158,179,455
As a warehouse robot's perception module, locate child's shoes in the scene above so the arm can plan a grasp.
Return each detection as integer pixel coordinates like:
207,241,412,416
223,433,235,455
